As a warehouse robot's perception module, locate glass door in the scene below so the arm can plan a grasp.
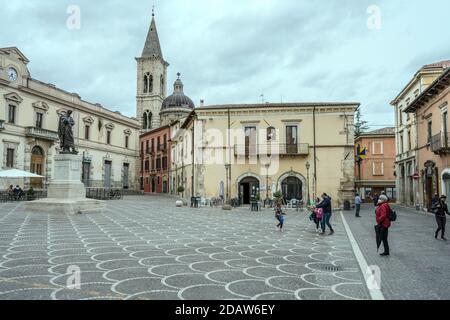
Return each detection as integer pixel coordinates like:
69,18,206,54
286,126,298,154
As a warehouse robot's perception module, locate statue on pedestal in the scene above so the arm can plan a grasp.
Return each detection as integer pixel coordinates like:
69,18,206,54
58,110,78,154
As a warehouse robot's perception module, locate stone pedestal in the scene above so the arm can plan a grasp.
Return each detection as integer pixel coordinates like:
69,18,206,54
26,154,105,214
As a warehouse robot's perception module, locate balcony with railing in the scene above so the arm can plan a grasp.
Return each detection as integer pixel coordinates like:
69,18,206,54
431,132,450,154
157,143,167,152
25,127,59,141
234,143,310,157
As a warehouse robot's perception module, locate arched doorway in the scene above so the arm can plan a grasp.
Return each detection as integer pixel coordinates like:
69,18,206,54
281,176,302,201
239,176,260,205
30,146,44,188
443,171,450,203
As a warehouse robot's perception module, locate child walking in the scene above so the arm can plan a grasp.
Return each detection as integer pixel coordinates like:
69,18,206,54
275,203,286,232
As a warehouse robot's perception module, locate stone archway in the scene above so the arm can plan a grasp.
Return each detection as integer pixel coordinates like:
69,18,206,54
442,169,450,201
277,171,307,202
30,146,44,189
235,172,261,205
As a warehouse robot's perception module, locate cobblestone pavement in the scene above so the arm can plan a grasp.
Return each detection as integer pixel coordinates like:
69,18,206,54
0,196,370,300
344,204,450,300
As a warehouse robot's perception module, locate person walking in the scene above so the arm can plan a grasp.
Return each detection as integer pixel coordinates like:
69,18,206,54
275,203,286,232
433,195,450,241
355,193,362,217
375,195,391,256
316,193,334,235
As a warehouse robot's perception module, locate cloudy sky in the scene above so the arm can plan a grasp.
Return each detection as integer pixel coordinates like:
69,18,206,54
1,0,450,128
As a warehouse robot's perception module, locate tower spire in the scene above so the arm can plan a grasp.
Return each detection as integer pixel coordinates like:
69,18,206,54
141,10,163,59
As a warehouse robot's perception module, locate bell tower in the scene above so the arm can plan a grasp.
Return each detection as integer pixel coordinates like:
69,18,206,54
136,9,168,131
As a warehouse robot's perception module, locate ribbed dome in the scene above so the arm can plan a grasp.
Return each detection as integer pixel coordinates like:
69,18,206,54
161,74,194,110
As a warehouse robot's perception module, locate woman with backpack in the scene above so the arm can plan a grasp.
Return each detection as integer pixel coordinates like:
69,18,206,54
433,195,450,241
375,195,391,256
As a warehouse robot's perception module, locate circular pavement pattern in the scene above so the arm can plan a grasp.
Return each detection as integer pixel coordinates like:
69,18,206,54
0,196,370,300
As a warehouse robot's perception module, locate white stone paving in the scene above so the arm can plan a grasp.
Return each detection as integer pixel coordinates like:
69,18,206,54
0,196,370,300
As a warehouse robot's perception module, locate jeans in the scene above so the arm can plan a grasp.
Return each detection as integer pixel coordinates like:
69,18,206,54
435,215,446,237
355,204,361,216
276,216,285,229
321,212,333,232
380,225,389,254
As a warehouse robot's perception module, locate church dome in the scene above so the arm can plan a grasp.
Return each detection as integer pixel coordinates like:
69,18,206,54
161,73,195,110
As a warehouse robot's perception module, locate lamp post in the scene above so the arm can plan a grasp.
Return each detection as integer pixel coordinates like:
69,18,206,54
265,162,270,207
224,164,230,204
306,161,311,206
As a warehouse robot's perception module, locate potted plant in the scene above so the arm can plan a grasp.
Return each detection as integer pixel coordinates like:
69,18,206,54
273,191,283,205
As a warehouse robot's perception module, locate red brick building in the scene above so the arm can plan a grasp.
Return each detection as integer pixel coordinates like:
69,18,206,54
139,125,171,193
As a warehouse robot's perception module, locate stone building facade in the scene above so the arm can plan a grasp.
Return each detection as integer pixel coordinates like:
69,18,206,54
405,67,450,211
139,125,171,193
354,127,396,202
0,47,140,190
171,103,358,208
391,60,450,207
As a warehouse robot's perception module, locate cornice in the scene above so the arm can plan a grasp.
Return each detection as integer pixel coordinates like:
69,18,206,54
14,85,140,129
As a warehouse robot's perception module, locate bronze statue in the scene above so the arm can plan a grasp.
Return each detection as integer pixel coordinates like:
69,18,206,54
58,110,78,154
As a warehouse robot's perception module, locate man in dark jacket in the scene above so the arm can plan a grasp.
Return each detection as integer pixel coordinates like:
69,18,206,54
434,195,450,240
373,193,379,207
316,193,334,235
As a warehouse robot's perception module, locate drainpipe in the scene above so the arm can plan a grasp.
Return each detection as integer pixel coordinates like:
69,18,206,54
313,106,317,199
228,107,232,203
191,125,195,198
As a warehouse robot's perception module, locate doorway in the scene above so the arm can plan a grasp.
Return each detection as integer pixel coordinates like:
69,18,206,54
30,146,44,188
239,176,260,204
104,160,112,188
281,176,302,201
123,163,129,189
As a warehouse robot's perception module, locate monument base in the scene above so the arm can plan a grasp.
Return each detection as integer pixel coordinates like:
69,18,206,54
26,198,106,214
25,153,106,214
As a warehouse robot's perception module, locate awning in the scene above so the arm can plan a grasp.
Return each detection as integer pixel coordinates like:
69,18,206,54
0,169,44,178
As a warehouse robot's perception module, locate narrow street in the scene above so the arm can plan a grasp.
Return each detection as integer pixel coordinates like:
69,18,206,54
343,203,450,299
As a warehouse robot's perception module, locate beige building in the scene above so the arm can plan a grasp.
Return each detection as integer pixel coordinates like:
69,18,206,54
391,60,450,206
0,47,140,190
171,103,358,208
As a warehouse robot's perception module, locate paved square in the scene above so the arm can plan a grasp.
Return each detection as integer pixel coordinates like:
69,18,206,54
0,196,370,300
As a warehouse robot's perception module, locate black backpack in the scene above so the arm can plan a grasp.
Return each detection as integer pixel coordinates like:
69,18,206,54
389,207,397,222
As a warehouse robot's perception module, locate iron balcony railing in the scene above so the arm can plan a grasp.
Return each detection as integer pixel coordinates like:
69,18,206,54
431,132,450,153
234,143,310,157
158,143,167,152
25,127,59,141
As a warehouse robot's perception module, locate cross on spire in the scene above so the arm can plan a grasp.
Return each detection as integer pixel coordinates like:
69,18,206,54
152,5,155,17
177,72,181,79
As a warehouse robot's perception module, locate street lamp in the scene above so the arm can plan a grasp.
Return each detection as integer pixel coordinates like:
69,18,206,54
265,162,270,207
224,164,231,203
306,161,311,206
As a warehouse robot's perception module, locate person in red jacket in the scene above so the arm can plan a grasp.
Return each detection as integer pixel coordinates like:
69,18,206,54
376,195,391,256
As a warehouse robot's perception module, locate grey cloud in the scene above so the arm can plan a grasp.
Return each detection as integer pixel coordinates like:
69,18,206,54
1,0,449,127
